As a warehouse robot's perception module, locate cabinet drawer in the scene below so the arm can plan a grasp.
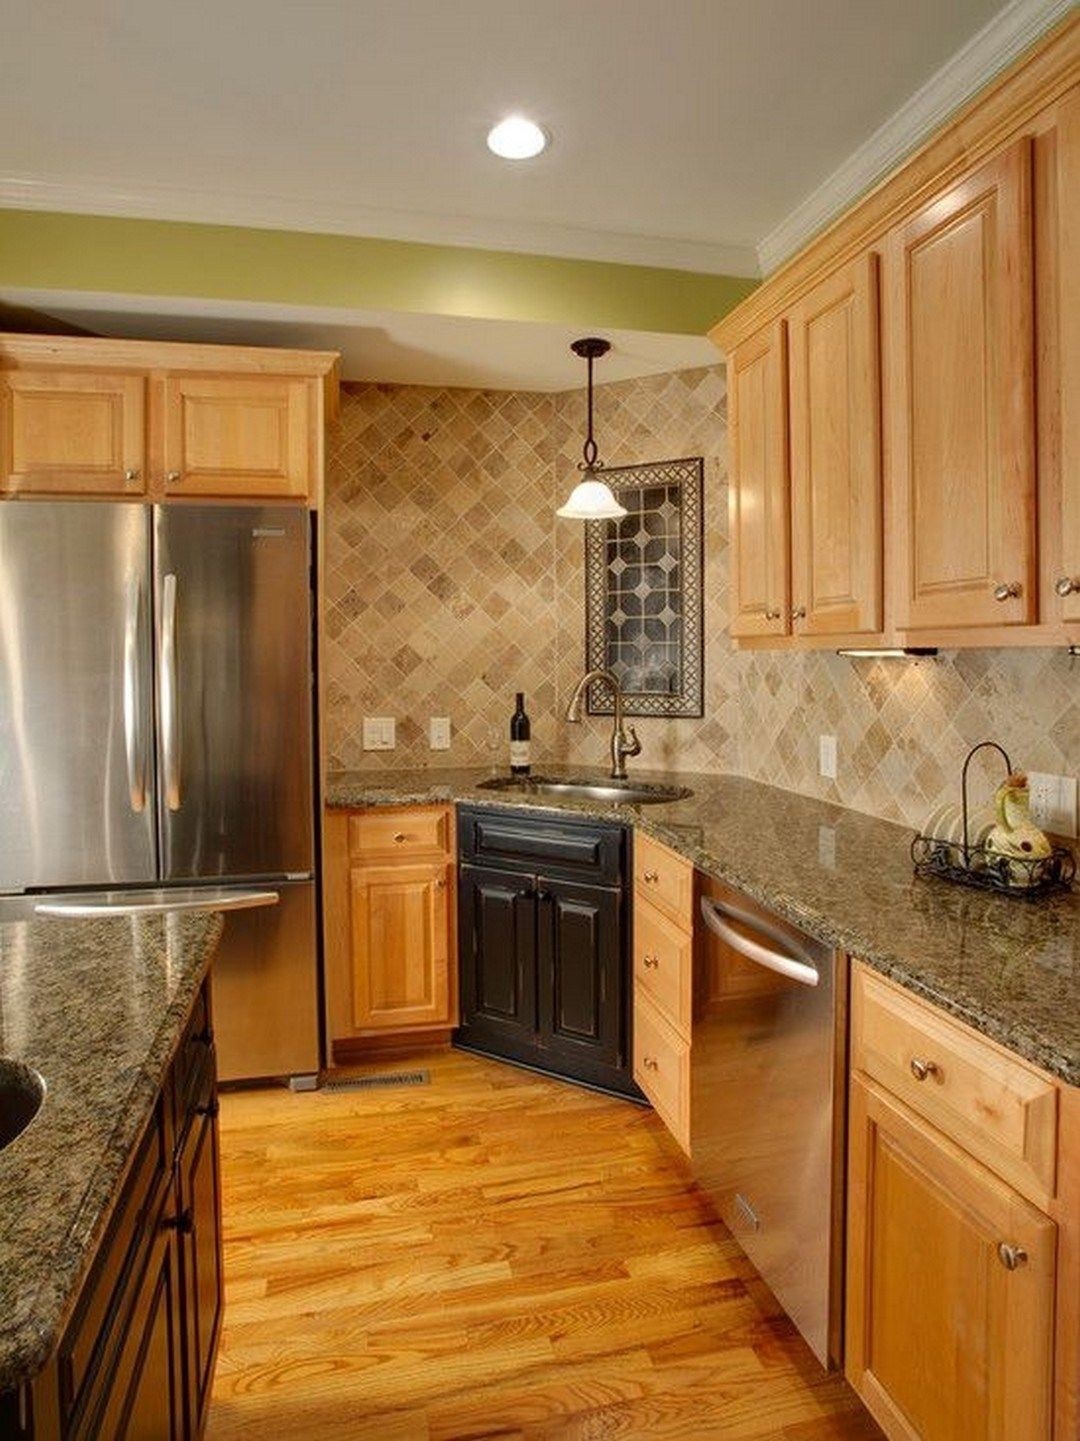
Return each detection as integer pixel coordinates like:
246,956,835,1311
852,965,1057,1203
634,833,693,931
633,895,691,1038
459,807,624,886
348,806,452,862
634,992,690,1153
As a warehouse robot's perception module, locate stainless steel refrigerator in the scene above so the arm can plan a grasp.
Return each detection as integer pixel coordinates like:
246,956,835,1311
0,500,321,1085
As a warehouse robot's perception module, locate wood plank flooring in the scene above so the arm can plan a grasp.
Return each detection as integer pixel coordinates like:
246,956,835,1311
206,1050,881,1441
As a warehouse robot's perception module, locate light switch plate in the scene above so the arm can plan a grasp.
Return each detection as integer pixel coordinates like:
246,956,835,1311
362,716,396,751
1028,772,1078,837
429,716,451,750
819,735,838,781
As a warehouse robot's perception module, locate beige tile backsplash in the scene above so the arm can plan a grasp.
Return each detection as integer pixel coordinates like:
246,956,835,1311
324,368,1080,830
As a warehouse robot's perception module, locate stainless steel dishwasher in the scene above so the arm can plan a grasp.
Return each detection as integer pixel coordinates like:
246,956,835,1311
692,874,846,1368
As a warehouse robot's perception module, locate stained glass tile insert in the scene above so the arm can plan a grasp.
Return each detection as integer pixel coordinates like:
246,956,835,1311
584,457,704,718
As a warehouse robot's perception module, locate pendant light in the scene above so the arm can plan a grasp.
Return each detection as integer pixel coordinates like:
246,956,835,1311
556,337,627,520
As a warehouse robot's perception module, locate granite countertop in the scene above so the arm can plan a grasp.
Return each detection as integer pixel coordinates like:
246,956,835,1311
327,765,1080,1087
0,908,223,1391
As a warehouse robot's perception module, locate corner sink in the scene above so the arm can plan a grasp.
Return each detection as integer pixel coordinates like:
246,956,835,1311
476,775,692,805
0,1059,45,1151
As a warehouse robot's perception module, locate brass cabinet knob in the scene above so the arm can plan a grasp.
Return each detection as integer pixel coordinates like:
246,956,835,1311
791,605,807,620
993,581,1022,602
123,468,140,483
166,470,182,483
1055,576,1080,597
642,870,659,883
764,607,781,621
434,877,446,889
393,832,407,843
910,1057,939,1082
643,1056,659,1071
998,1242,1028,1271
643,954,659,969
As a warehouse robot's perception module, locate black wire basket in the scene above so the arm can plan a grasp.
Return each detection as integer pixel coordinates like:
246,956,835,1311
911,742,1076,900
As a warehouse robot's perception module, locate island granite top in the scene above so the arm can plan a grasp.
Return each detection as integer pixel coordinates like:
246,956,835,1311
0,908,222,1391
326,765,1079,1088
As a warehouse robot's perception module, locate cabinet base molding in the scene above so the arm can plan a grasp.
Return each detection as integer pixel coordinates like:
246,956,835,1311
330,1029,454,1065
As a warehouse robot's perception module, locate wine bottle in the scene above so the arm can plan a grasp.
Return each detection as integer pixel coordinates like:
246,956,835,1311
510,692,531,775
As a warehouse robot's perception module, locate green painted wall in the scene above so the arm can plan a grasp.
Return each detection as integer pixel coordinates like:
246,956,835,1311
0,209,756,335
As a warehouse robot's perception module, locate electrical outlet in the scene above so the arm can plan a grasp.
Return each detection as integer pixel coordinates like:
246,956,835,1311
1028,772,1079,837
819,735,838,781
362,716,396,751
429,716,451,751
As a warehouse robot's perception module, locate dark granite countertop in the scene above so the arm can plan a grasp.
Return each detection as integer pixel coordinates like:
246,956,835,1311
327,765,1080,1087
0,909,222,1391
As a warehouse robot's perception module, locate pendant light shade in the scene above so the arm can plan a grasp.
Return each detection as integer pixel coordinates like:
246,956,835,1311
557,337,626,521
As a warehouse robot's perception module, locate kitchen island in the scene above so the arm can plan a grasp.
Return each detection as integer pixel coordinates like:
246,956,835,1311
0,907,223,1424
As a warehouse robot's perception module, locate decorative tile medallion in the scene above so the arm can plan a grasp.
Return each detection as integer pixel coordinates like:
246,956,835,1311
584,457,704,718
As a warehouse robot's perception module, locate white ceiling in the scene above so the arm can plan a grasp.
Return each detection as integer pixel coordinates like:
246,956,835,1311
0,0,1028,276
0,289,721,390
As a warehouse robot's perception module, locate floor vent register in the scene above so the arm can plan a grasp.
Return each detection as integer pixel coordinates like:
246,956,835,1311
322,1070,431,1092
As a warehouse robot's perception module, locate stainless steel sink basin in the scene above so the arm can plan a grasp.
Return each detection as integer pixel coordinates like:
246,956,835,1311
0,1059,45,1151
476,775,692,805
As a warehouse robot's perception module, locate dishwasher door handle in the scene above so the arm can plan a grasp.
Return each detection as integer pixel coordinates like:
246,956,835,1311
700,897,820,987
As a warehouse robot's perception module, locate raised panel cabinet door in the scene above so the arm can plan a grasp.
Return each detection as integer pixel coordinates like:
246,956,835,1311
1046,86,1080,624
457,863,538,1046
0,370,146,495
788,253,883,637
846,1076,1055,1441
728,321,791,639
160,374,311,498
887,140,1036,631
350,861,452,1031
178,1095,223,1440
537,877,622,1072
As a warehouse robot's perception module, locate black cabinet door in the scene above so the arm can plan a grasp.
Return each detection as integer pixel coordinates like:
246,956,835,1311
177,1072,223,1441
457,863,538,1060
537,877,623,1082
83,1215,184,1441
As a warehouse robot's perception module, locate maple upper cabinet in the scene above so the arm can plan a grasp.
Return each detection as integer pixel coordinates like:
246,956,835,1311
885,140,1036,632
323,806,458,1055
160,374,313,499
0,369,146,496
0,335,338,503
728,321,790,639
788,253,883,637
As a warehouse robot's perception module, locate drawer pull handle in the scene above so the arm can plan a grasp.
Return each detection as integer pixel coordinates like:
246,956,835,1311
124,467,140,483
642,870,659,883
163,1207,194,1236
643,954,659,969
909,1057,939,1082
993,581,1021,602
166,470,182,483
643,1056,659,1071
998,1242,1028,1271
393,832,407,843
764,607,781,621
1055,575,1080,597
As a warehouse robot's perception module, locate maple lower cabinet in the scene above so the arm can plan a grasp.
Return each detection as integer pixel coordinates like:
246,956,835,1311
845,962,1076,1441
787,253,883,638
323,806,458,1055
885,140,1037,633
728,321,790,639
160,374,313,499
0,369,147,496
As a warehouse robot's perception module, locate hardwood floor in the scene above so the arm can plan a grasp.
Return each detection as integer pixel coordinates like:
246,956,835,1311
206,1050,880,1441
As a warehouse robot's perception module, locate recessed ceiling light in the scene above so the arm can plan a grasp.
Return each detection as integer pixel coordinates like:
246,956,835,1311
487,116,547,160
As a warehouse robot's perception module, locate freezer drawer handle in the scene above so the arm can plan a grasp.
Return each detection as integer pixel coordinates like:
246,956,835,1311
160,572,181,811
122,576,147,813
699,897,820,987
34,889,280,918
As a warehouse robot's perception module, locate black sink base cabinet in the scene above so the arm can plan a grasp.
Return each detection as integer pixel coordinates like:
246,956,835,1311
3,980,224,1441
456,807,641,1100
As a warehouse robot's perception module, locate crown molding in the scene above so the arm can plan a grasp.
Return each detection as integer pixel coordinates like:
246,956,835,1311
0,172,759,281
757,0,1076,275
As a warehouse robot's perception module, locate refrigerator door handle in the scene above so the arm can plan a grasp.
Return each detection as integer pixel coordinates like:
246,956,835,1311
35,887,280,918
160,572,181,811
122,576,146,813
